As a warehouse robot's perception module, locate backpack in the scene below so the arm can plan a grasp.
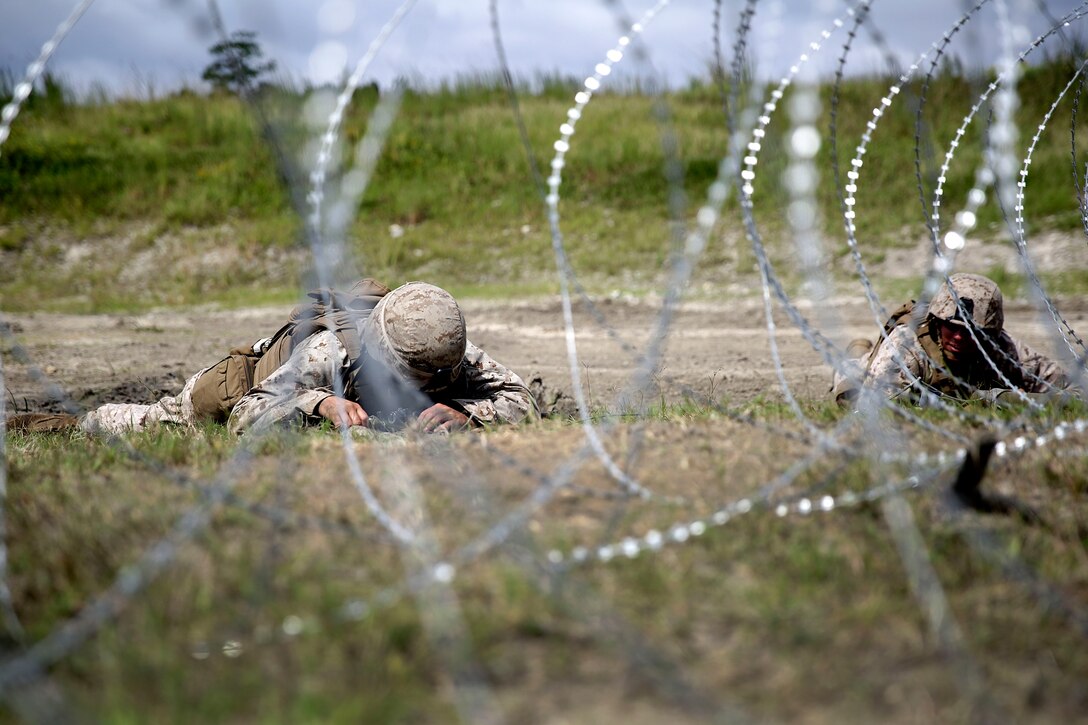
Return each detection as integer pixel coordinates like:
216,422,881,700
190,278,391,422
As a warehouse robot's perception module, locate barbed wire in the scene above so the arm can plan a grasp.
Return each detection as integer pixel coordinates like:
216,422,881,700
1070,68,1088,240
2,0,1088,718
0,0,95,159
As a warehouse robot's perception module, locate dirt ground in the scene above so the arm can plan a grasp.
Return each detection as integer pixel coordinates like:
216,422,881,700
5,292,1088,416
5,291,1088,723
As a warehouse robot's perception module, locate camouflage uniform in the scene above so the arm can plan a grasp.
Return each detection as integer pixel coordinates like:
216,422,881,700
80,364,214,434
227,329,535,434
832,273,1069,406
78,282,536,435
856,324,1066,402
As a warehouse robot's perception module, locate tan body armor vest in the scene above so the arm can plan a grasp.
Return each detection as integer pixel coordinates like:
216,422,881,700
190,279,391,422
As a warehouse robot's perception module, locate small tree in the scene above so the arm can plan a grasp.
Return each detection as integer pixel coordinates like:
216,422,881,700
202,31,275,94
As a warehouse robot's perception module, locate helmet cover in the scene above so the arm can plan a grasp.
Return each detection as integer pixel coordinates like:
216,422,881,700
363,282,466,387
928,273,1004,331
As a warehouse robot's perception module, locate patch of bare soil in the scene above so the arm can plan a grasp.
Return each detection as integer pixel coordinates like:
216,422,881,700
4,293,1086,416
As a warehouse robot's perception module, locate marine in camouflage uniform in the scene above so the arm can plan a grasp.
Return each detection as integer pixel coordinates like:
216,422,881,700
59,281,537,435
80,365,214,434
831,273,1072,407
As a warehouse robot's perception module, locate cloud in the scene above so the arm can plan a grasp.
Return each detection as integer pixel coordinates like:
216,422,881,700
2,0,1087,97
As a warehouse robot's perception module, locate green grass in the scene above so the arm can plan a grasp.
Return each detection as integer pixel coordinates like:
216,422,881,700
3,403,1088,721
5,61,1088,311
4,63,1088,721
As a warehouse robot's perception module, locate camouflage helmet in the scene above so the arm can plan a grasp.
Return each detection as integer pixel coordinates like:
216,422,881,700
928,273,1004,331
362,281,466,387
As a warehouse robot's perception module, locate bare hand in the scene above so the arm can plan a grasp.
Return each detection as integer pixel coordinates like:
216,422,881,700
417,403,470,433
318,396,369,429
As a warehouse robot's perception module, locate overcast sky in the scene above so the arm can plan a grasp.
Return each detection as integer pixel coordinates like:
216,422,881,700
2,0,1087,98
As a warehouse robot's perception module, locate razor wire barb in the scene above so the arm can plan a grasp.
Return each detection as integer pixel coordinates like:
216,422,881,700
2,0,1088,718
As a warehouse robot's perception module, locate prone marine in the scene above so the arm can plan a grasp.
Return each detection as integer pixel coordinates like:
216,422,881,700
831,273,1078,408
9,280,538,435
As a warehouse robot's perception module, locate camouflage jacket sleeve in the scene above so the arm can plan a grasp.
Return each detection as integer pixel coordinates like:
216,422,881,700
1010,336,1069,393
863,325,926,400
227,330,344,434
448,341,538,425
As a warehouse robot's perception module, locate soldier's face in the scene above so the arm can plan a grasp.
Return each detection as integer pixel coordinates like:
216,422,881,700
937,320,978,364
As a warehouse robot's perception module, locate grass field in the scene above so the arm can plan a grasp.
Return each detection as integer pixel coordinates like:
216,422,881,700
3,59,1088,311
3,405,1088,722
3,55,1088,723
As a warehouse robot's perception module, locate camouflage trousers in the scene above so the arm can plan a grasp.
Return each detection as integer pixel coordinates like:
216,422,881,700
829,339,875,406
79,365,212,435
